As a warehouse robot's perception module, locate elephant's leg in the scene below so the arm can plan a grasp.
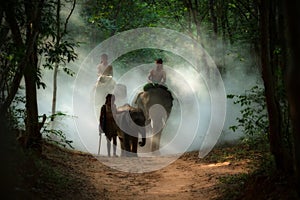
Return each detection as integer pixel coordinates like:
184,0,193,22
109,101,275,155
112,136,117,157
131,136,138,155
124,133,131,156
149,105,166,153
151,131,162,153
125,136,137,157
150,118,163,153
118,136,125,157
117,129,125,156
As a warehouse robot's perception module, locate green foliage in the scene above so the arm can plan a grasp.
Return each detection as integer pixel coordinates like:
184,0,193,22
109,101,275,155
0,35,23,102
113,48,164,65
41,40,78,76
1,0,78,108
80,0,186,36
224,0,259,44
8,94,27,130
42,128,73,149
35,158,72,189
227,85,269,142
9,94,73,148
78,0,262,59
38,0,78,80
41,112,74,149
218,173,249,199
21,149,76,199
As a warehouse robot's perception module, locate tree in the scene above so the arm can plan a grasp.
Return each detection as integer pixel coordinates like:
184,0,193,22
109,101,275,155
259,0,294,172
1,0,77,150
283,0,300,193
2,0,45,150
209,0,218,40
49,0,77,121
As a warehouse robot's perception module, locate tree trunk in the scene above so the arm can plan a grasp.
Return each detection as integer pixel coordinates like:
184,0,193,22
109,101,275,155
23,0,44,151
24,49,41,150
220,0,227,42
184,0,201,41
209,0,218,39
51,0,76,121
51,0,61,121
51,64,58,121
1,1,26,115
283,0,300,194
259,0,286,171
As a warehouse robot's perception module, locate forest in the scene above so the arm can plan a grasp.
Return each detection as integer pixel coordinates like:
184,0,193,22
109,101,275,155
1,0,300,199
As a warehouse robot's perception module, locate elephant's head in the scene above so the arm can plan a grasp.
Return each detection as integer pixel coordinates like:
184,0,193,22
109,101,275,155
135,87,173,123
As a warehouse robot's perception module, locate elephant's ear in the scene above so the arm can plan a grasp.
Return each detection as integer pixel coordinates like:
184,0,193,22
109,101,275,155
133,92,141,105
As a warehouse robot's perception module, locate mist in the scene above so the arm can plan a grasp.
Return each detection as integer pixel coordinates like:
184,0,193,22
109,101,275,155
36,5,262,158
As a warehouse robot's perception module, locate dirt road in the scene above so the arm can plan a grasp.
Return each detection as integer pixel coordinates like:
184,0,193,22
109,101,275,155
43,144,251,200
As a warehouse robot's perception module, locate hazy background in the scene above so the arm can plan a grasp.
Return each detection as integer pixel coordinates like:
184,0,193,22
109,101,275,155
36,4,262,156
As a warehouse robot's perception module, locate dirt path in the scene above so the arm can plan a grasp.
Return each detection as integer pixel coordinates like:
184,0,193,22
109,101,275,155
43,144,252,200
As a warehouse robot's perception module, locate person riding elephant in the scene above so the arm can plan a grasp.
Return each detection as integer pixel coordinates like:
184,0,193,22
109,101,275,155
97,53,113,83
147,58,166,85
93,54,116,119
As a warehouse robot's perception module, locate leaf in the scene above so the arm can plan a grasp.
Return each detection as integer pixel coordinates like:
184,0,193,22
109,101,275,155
227,94,235,99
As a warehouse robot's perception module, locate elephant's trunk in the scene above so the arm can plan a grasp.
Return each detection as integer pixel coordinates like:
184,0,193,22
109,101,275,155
139,118,146,147
139,137,146,147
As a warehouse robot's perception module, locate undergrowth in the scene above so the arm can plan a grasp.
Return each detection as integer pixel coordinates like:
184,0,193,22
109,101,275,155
220,85,299,199
213,139,299,200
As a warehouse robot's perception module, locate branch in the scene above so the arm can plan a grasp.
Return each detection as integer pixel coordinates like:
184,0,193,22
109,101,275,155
233,0,259,22
0,0,45,114
64,0,76,34
3,1,23,46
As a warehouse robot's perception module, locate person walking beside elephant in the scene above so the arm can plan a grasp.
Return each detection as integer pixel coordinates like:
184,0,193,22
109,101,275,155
99,94,118,157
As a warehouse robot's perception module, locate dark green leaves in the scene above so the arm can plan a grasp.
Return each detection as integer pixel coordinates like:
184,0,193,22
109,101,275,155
228,85,269,137
41,40,77,76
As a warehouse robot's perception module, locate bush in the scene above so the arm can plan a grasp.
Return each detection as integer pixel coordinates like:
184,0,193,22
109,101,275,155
227,85,269,146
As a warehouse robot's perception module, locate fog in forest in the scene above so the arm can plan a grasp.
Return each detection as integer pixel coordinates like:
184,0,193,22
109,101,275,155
36,6,262,157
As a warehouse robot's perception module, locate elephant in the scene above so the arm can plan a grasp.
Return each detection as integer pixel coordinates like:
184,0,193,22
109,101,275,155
134,84,173,153
116,104,147,157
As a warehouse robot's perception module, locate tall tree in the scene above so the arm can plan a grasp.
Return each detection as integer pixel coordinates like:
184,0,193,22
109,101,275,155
283,0,300,193
1,0,77,150
209,0,218,40
259,0,293,172
51,0,76,121
1,1,28,115
2,0,45,150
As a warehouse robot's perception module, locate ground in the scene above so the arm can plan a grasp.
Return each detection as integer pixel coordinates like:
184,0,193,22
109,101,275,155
42,144,250,200
11,142,300,200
